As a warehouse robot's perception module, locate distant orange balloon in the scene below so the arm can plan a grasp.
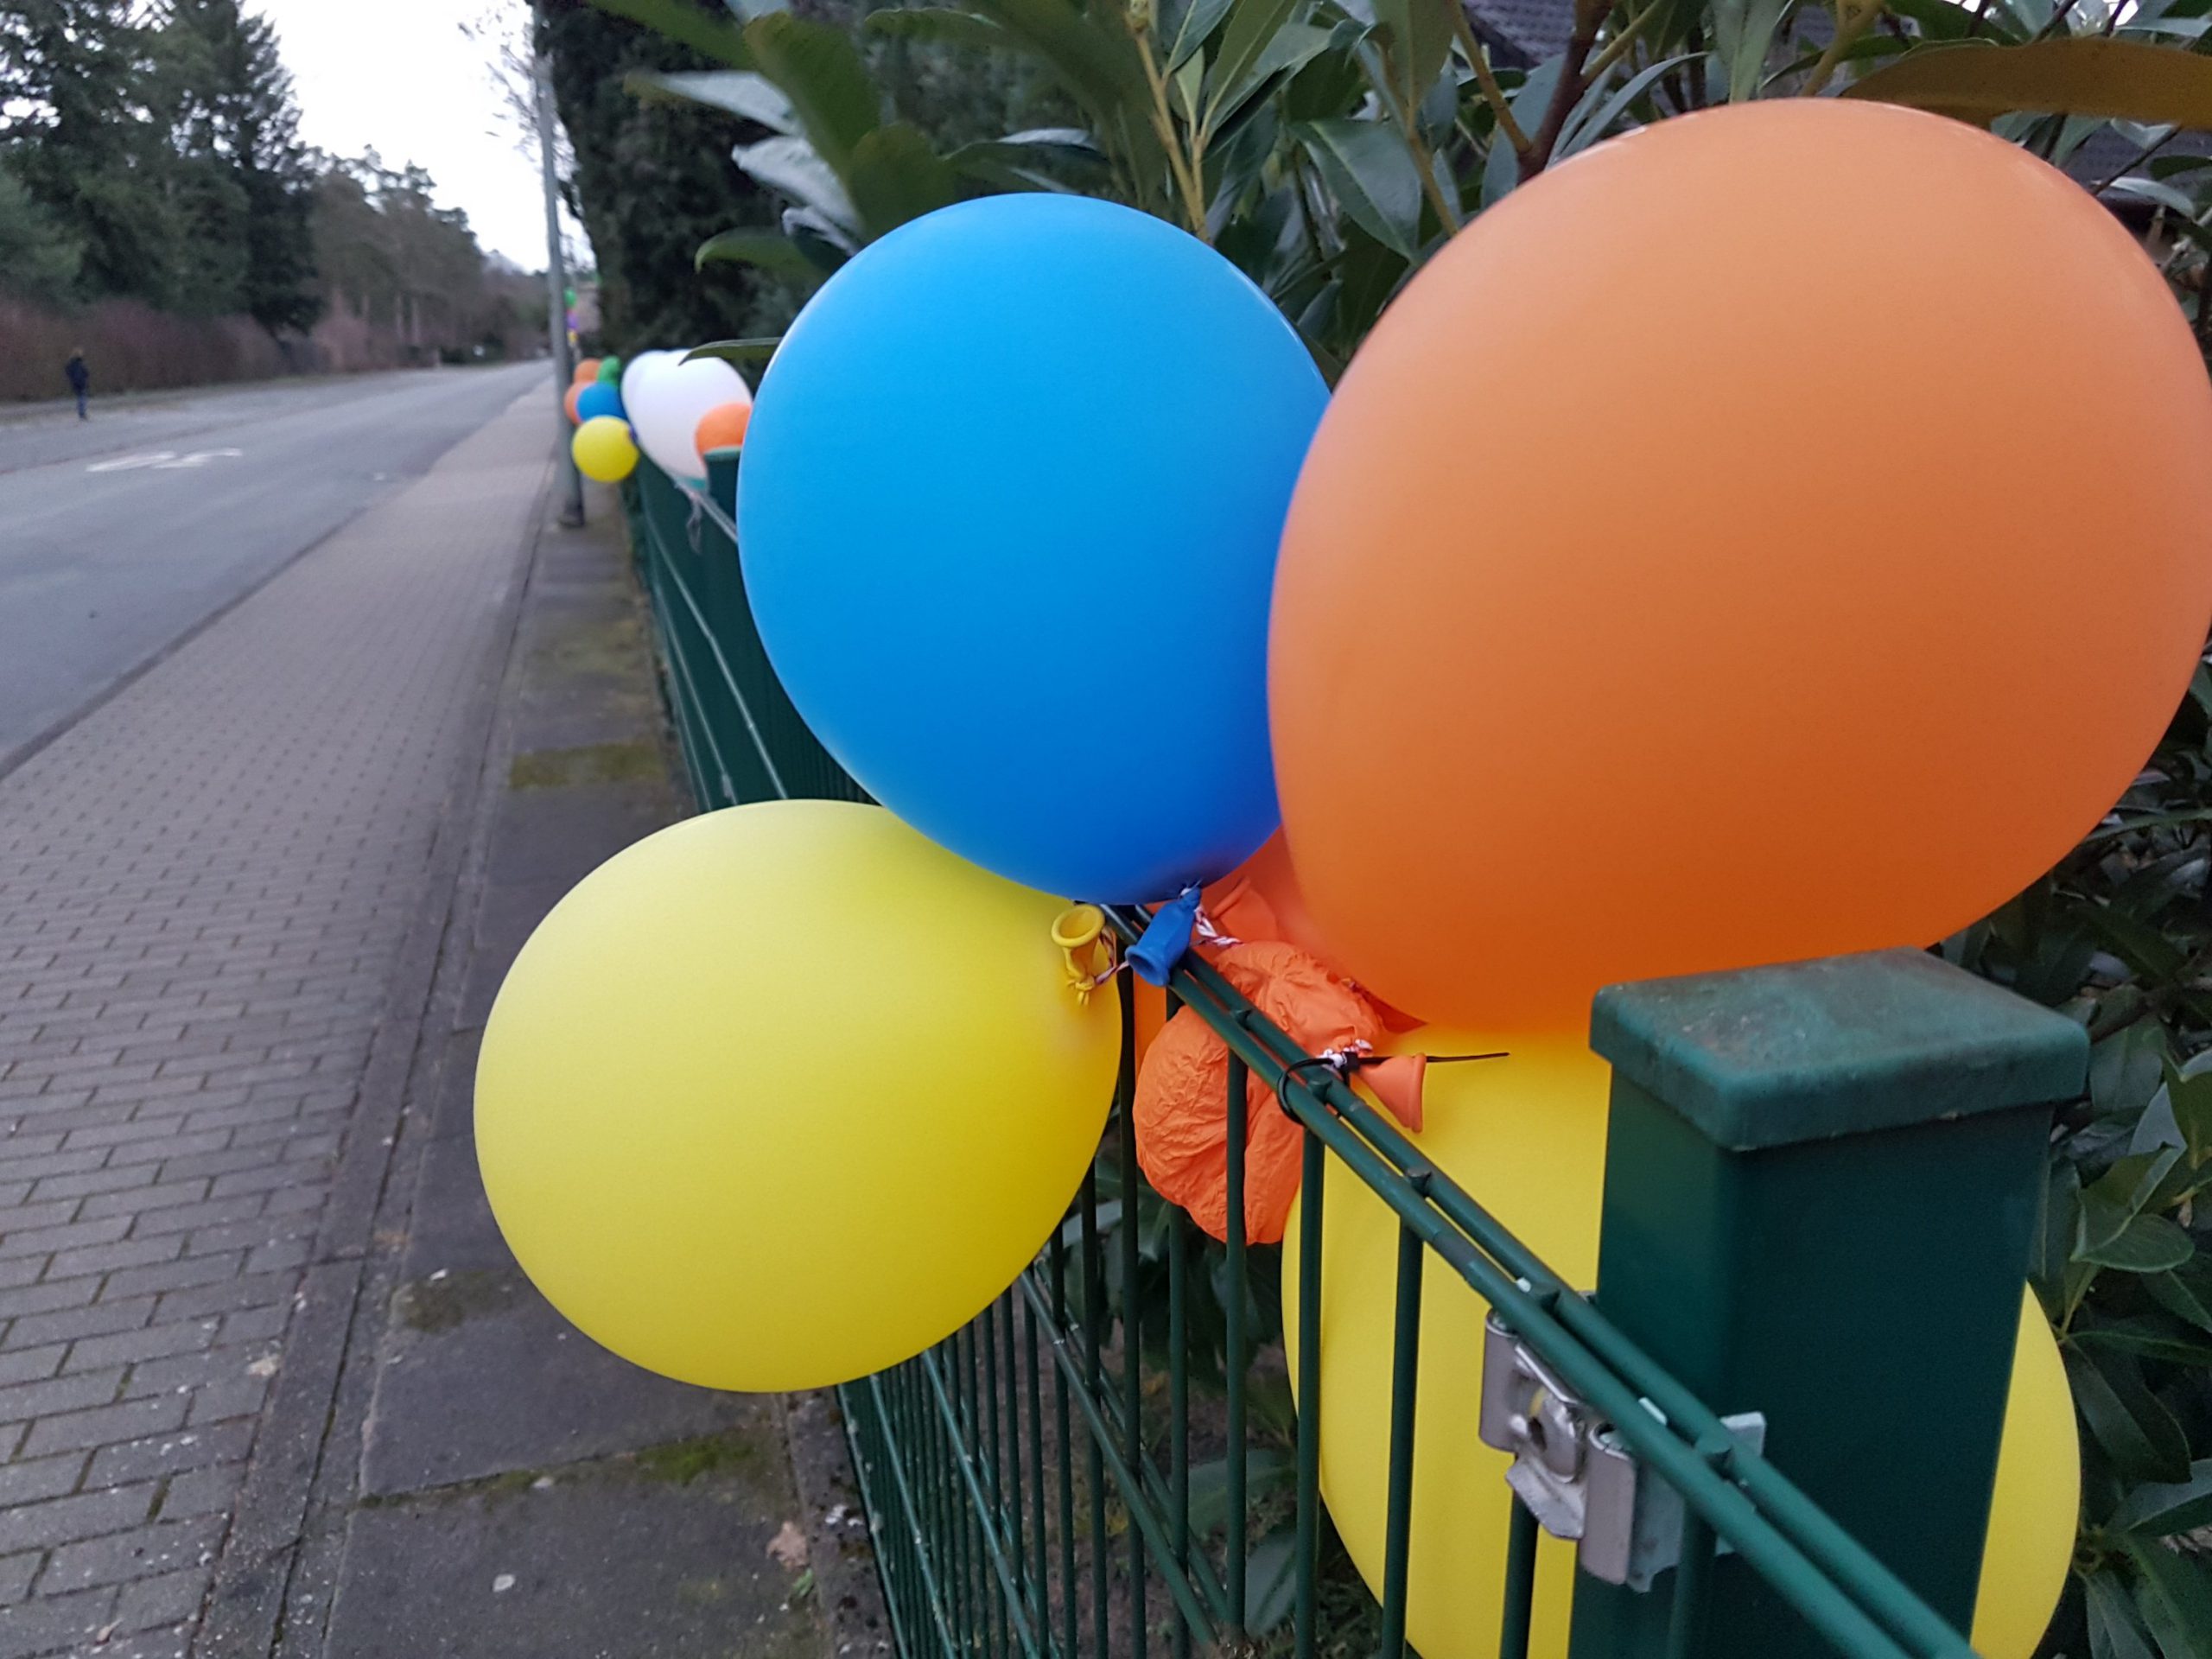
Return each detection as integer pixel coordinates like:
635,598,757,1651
563,381,585,424
1271,100,2212,1030
573,357,602,384
695,401,752,456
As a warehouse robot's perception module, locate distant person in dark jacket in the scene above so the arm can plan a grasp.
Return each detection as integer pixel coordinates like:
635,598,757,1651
65,349,88,420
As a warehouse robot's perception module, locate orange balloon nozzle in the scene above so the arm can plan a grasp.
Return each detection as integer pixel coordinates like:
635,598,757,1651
1353,1053,1427,1133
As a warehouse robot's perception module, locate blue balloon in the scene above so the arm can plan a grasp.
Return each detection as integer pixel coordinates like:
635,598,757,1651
575,381,624,424
738,195,1329,903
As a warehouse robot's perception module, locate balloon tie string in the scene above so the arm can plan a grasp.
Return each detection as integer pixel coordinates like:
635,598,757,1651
1192,903,1240,950
1275,1046,1371,1118
1069,953,1130,1006
1272,1048,1508,1121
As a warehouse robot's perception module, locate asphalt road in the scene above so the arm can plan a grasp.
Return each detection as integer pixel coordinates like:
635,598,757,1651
0,363,551,767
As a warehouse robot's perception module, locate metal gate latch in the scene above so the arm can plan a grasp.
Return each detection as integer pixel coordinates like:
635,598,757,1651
1478,1310,1766,1591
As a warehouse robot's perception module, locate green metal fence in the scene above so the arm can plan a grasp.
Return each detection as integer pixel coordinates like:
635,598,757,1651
626,451,2085,1659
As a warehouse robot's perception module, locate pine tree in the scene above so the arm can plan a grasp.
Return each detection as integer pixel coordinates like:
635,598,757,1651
155,0,321,331
0,1,177,302
0,159,82,303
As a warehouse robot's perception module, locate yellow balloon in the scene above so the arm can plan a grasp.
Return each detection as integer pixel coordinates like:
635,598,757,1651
1281,1031,2078,1659
476,800,1119,1390
572,414,639,481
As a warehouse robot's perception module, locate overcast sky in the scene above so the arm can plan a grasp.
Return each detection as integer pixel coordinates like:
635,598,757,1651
256,0,569,271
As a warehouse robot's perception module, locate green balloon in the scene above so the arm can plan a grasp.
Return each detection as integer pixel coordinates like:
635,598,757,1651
597,355,622,385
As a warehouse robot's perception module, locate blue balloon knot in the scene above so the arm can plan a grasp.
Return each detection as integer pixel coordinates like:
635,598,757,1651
1128,887,1202,987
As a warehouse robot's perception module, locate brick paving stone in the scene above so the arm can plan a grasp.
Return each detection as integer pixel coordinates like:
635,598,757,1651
0,1485,152,1554
0,1585,118,1659
38,1514,226,1593
0,1459,82,1511
0,394,547,1652
90,1620,193,1659
112,1570,205,1637
153,1462,242,1523
0,1355,65,1396
86,1422,252,1488
23,1396,188,1460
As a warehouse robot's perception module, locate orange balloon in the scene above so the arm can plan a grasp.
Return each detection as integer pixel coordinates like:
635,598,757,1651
563,380,585,424
573,357,602,384
1271,100,2212,1030
695,401,752,456
1206,833,1328,958
1132,977,1167,1066
1207,834,1425,1032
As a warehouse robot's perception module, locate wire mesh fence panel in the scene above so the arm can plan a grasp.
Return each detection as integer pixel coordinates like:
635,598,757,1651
620,453,2056,1659
629,456,868,807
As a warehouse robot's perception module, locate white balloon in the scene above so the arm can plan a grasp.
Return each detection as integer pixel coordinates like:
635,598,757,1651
619,349,672,417
630,354,751,486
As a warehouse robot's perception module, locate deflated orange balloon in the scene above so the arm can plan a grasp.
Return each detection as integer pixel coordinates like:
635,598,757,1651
1272,100,2212,1030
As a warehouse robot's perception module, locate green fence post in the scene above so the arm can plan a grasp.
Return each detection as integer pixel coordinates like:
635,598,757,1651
1566,948,2086,1657
704,445,741,521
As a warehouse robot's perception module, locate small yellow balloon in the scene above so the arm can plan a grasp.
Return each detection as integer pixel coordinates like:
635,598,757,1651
476,800,1119,1390
1281,1031,2078,1659
571,414,639,482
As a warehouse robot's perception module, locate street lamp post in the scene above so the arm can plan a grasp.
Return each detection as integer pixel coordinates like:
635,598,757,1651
533,51,585,529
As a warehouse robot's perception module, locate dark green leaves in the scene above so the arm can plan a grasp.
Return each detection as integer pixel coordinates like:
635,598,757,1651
683,337,784,365
861,8,1018,52
1370,0,1456,112
742,11,882,177
1162,0,1236,72
1294,118,1421,257
2126,1538,2212,1659
1207,0,1310,125
2067,1345,2193,1483
2079,1149,2197,1274
2087,1571,2160,1659
695,229,823,283
1711,0,1787,101
847,124,963,236
587,0,753,67
2112,1459,2212,1537
2148,1260,2212,1333
733,135,859,235
1243,1532,1300,1634
627,69,796,130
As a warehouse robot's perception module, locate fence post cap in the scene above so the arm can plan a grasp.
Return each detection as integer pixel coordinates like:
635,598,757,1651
1588,947,2087,1151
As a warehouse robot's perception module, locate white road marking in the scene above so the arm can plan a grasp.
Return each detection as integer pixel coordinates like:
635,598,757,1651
151,448,244,470
86,448,244,474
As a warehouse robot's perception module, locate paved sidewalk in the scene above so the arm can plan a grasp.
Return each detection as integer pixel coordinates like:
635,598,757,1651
0,395,549,1657
288,487,857,1659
